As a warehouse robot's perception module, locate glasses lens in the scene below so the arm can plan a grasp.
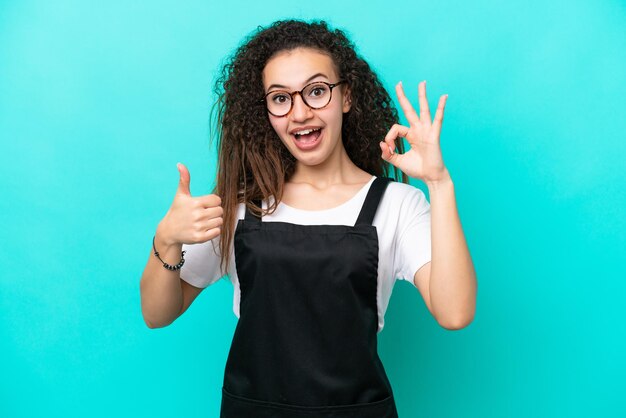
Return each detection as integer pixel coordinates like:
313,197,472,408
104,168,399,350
267,91,291,116
302,83,331,108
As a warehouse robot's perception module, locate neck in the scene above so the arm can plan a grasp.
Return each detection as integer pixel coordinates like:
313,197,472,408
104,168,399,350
289,141,365,188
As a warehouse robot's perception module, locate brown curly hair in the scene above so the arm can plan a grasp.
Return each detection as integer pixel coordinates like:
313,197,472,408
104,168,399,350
208,18,408,276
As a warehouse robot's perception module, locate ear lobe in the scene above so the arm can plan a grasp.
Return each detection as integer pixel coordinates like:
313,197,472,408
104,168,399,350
343,88,352,113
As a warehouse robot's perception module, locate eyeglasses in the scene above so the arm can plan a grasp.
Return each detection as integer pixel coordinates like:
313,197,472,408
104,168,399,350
260,80,346,117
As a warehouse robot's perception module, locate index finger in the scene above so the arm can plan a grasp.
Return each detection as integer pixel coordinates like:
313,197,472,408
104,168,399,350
395,81,420,126
418,80,431,124
198,194,222,208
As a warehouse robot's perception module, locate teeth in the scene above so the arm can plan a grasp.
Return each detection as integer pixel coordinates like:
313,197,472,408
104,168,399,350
294,127,321,136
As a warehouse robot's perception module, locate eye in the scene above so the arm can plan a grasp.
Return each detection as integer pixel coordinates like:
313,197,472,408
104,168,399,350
270,93,290,104
309,85,328,97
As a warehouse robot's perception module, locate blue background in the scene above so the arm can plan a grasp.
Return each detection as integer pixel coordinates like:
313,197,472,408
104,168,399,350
1,0,625,417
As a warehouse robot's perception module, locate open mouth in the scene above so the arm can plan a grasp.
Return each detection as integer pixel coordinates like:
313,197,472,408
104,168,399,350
291,127,323,150
293,127,323,143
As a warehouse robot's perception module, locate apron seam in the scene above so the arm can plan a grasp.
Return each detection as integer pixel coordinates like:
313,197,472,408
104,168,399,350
222,386,395,412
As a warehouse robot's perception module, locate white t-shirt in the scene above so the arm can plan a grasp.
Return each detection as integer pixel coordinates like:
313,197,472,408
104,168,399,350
180,176,431,332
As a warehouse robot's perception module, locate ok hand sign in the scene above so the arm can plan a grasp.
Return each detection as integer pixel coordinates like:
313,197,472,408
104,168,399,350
380,81,450,184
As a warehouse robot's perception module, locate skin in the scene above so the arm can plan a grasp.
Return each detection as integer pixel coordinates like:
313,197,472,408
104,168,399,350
262,47,373,209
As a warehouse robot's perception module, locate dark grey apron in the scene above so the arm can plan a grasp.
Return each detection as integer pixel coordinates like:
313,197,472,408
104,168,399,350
221,176,399,417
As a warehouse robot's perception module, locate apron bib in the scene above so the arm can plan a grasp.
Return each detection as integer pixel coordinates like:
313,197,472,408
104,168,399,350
221,177,398,417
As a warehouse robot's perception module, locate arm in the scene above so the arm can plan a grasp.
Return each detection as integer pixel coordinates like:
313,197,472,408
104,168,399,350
380,80,476,330
139,162,222,329
139,229,204,329
414,171,477,330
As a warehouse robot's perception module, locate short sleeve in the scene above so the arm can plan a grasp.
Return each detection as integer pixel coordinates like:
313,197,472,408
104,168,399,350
393,187,432,287
179,237,227,288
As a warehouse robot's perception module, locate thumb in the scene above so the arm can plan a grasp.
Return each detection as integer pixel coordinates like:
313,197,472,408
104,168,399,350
176,162,191,196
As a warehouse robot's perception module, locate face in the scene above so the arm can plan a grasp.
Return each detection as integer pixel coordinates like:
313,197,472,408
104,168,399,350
262,47,351,168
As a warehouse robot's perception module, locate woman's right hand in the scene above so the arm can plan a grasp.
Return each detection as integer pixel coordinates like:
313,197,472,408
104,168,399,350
156,163,223,246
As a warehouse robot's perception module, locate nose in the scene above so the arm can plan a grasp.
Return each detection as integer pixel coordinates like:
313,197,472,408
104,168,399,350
290,92,313,121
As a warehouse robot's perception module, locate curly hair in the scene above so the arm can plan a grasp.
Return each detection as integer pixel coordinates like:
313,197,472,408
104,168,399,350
208,18,408,276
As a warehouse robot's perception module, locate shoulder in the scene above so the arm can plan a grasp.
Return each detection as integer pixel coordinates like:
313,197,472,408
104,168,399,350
383,179,428,204
374,179,430,223
384,178,419,191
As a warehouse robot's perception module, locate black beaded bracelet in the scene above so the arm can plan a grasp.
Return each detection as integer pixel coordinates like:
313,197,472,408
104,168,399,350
152,235,186,271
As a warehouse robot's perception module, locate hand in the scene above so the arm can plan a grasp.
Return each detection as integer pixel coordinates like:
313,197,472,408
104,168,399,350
380,80,450,184
156,163,223,246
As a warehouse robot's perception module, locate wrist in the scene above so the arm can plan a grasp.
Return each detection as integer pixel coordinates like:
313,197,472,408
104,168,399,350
425,168,453,189
152,232,185,271
155,222,178,248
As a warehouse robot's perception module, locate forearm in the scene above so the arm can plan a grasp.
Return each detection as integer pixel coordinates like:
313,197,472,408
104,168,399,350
426,171,477,329
139,227,185,328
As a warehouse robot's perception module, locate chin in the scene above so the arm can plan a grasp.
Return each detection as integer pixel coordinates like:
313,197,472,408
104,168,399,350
292,154,324,166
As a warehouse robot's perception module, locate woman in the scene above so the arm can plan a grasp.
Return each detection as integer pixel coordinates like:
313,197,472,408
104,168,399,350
140,19,476,417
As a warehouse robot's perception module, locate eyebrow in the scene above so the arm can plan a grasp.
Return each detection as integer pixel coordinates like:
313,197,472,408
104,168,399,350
267,73,329,91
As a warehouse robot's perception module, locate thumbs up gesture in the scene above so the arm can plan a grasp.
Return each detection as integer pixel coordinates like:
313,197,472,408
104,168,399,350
156,163,224,246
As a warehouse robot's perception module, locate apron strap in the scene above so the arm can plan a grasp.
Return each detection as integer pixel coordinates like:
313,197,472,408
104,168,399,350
244,176,393,226
354,177,393,227
244,200,262,224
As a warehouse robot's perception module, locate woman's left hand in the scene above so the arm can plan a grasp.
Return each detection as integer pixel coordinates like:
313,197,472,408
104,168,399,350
380,81,450,184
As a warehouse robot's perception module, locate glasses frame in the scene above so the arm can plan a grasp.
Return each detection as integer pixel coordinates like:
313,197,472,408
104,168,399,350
260,80,346,117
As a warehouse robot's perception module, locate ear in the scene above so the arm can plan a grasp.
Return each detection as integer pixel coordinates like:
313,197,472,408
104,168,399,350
342,85,352,113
